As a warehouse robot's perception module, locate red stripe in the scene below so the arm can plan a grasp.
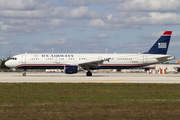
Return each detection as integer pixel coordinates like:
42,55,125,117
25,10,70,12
162,31,172,36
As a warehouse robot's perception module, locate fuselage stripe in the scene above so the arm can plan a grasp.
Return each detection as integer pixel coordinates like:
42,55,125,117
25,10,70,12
15,63,154,68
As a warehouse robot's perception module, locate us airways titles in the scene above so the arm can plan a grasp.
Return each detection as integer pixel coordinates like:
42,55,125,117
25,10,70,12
41,54,74,57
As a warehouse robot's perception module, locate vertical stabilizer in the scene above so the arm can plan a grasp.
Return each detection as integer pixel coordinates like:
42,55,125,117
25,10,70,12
145,31,172,55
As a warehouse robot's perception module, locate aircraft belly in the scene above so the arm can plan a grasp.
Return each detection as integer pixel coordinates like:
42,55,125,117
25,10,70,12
16,64,64,69
96,64,152,69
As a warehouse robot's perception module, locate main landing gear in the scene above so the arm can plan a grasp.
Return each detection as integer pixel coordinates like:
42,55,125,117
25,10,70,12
22,69,26,76
86,71,92,76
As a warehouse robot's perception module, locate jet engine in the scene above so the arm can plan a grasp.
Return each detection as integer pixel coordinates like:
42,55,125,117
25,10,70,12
64,65,78,74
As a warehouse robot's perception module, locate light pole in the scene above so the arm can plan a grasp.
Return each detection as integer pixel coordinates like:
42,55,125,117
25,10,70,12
106,49,108,54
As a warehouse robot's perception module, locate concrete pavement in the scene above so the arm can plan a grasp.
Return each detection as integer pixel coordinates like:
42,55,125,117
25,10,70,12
0,72,180,83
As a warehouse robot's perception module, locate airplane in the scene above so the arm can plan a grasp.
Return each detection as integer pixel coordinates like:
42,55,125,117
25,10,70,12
5,31,175,76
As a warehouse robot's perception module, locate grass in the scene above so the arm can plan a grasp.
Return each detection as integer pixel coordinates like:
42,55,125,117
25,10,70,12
0,83,180,119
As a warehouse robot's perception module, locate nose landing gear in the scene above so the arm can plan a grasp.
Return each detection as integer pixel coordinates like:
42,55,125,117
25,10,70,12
22,69,26,76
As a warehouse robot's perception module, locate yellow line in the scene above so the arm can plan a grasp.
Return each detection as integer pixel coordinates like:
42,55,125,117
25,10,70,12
113,79,125,81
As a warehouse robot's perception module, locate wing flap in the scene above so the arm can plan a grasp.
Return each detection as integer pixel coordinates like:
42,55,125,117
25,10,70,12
78,58,110,69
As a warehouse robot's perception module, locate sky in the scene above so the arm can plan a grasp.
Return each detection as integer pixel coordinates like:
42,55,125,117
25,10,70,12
0,0,180,63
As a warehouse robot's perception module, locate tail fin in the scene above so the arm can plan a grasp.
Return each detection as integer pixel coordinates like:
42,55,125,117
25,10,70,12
144,31,172,55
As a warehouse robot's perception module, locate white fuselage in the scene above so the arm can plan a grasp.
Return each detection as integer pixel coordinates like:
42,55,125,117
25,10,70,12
5,53,175,70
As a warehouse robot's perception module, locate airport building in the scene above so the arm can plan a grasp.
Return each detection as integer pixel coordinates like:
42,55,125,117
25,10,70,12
123,64,180,73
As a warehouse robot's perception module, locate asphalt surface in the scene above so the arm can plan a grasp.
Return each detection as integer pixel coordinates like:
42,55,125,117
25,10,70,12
0,72,180,83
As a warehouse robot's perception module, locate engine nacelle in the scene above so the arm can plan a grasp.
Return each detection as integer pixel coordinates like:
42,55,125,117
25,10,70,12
64,65,78,74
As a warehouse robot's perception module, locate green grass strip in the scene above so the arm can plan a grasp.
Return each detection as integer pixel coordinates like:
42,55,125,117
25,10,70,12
0,83,180,119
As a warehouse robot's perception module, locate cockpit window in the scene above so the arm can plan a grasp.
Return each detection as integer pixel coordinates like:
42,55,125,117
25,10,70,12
11,57,17,60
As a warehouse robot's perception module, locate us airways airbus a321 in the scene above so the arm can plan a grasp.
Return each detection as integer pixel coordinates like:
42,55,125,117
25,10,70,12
5,31,175,76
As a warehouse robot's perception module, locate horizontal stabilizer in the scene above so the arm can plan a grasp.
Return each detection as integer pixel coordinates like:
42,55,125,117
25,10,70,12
156,55,175,62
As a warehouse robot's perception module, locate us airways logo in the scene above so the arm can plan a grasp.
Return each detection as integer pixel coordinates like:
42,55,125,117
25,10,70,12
41,54,74,57
158,43,167,48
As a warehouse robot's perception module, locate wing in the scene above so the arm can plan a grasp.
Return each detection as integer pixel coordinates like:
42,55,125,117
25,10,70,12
78,58,110,69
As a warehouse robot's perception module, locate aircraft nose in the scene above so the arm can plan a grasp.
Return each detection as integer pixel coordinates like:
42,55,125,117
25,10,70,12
5,61,10,67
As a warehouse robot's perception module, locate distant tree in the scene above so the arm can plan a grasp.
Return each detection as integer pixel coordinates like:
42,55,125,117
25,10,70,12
0,60,9,69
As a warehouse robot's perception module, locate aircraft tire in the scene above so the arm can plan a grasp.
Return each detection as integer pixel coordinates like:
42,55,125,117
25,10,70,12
23,73,26,76
86,71,92,76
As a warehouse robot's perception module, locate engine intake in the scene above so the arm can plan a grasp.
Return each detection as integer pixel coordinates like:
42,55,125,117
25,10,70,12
65,65,78,74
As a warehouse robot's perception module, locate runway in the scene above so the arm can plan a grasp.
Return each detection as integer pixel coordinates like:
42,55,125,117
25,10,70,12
1,72,180,83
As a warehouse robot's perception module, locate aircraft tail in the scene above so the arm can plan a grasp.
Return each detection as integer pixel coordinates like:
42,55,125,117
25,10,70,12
144,31,172,55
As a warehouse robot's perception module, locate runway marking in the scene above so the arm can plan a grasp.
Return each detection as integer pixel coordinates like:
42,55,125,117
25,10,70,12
113,79,125,81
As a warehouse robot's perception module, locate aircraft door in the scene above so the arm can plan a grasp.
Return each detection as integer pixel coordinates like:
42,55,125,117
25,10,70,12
55,56,60,63
143,55,147,63
21,55,26,63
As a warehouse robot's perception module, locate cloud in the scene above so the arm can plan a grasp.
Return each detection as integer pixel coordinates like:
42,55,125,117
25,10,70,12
88,19,105,28
3,0,179,36
0,1,104,36
61,0,124,6
68,6,105,19
31,38,110,53
139,31,180,39
0,1,70,35
115,0,180,12
87,33,110,39
0,41,10,45
32,36,149,54
171,31,180,38
0,37,6,41
0,18,67,33
1,0,180,60
50,32,66,35
70,6,88,18
0,37,17,46
171,41,180,47
0,37,14,46
38,38,66,46
138,31,164,39
88,12,180,29
0,0,52,10
114,40,154,53
88,18,137,30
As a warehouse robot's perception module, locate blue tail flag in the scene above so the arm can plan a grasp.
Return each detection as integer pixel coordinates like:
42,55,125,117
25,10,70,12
144,31,172,55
